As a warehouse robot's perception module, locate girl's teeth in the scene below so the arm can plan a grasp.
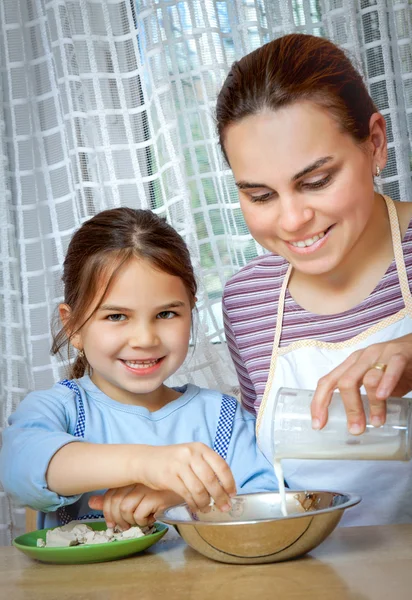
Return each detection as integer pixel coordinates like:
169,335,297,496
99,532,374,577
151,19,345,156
291,231,325,247
124,359,159,368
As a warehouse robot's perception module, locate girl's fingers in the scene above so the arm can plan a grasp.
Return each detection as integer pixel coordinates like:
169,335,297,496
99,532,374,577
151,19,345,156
166,475,198,512
88,494,104,510
202,450,237,498
190,460,231,511
119,489,146,526
102,488,117,528
178,466,211,511
132,496,159,526
104,486,134,530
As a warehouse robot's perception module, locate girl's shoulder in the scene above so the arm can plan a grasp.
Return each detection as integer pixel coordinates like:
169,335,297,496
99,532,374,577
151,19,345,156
22,380,80,406
191,386,255,422
9,381,80,432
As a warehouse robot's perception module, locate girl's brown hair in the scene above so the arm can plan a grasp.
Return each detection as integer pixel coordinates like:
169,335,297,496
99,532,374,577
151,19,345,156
216,33,377,163
52,208,197,379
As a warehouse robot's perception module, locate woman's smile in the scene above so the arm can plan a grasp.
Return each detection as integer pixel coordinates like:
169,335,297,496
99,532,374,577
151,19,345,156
285,225,335,255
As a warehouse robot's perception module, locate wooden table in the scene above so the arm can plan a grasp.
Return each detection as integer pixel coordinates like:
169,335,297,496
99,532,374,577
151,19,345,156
2,524,412,600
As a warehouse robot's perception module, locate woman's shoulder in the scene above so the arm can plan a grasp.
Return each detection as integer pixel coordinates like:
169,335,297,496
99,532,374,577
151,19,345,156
392,198,412,239
223,253,287,299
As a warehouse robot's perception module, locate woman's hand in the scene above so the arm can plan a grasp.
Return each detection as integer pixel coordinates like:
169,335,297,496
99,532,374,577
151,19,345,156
88,485,181,529
311,334,412,434
133,443,236,513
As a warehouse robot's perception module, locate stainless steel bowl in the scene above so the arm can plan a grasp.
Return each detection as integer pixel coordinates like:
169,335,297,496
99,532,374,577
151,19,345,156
157,491,361,564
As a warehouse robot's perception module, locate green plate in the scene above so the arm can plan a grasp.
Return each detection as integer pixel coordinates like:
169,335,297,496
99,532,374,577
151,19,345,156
12,521,168,564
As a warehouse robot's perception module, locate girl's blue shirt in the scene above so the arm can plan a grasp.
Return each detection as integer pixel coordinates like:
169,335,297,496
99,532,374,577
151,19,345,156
0,376,277,527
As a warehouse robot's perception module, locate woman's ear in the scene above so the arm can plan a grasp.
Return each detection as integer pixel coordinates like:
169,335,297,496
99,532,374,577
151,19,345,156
59,304,82,350
368,112,388,173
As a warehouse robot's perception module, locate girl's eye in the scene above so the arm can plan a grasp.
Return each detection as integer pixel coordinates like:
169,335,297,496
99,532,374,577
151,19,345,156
157,311,176,319
106,314,126,322
301,174,332,189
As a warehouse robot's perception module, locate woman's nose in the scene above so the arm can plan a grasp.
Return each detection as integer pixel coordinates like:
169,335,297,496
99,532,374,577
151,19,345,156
278,195,314,233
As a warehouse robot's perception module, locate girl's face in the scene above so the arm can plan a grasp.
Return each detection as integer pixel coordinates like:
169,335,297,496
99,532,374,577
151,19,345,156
223,101,383,278
68,258,192,407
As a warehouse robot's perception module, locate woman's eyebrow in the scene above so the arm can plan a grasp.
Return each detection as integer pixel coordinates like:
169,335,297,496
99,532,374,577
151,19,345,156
235,181,267,190
292,156,334,181
235,156,334,190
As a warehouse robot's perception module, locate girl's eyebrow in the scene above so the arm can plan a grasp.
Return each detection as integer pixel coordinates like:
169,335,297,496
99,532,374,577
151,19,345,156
235,156,334,190
99,305,131,312
99,301,187,312
156,301,187,310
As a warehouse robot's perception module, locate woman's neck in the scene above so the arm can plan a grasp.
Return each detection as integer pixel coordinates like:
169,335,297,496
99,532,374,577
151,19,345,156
288,194,395,315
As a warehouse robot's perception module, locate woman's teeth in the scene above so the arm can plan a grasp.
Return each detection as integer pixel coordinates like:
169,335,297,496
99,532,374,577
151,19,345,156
124,359,159,368
290,231,325,248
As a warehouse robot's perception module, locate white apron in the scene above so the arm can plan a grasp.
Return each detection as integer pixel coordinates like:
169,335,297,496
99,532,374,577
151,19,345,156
257,196,412,526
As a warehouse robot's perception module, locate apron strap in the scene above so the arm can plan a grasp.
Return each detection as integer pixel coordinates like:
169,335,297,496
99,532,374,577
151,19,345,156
56,379,103,525
213,394,238,460
256,264,292,434
384,195,412,313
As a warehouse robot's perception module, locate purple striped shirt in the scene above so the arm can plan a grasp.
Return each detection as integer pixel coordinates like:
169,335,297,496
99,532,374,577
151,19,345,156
223,217,412,415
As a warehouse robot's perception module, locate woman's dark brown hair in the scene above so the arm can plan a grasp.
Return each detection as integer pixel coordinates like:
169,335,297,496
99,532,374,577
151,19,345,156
216,33,377,163
52,208,197,379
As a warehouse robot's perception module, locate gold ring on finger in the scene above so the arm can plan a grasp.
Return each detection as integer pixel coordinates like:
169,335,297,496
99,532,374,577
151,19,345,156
371,362,387,372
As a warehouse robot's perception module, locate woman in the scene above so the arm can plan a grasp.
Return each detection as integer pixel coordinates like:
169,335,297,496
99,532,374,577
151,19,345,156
217,33,412,525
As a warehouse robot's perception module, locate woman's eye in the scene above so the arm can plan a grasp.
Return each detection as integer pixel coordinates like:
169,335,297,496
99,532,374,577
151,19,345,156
301,174,332,189
250,191,274,203
157,311,176,319
106,314,126,322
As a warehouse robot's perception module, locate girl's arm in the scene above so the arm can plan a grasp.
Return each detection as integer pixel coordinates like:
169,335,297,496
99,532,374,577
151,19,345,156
0,388,236,513
47,440,236,513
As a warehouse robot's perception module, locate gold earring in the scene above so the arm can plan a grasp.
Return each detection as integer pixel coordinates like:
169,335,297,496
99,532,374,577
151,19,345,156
375,165,381,177
78,349,84,358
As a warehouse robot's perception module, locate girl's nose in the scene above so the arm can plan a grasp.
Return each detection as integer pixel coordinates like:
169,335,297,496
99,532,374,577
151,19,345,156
278,195,314,233
129,323,159,348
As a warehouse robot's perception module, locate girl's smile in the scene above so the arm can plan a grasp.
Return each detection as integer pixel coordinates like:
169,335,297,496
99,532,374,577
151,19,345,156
120,356,165,375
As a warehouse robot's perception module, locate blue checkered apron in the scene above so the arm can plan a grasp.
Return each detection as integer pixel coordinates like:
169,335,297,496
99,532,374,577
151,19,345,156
55,381,238,525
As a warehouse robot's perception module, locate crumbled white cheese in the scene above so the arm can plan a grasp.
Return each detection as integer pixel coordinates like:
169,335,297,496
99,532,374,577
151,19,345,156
37,521,154,548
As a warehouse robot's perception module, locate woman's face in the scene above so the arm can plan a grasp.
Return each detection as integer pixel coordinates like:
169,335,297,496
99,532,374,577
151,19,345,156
223,101,379,277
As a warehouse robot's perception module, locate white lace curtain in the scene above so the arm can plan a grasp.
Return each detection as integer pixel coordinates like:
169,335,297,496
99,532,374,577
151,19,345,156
1,0,411,544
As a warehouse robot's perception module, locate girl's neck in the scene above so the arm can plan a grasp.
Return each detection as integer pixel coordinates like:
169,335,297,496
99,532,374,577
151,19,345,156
288,194,394,315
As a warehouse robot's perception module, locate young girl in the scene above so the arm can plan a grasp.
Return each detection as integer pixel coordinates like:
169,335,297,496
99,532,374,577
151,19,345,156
0,208,277,530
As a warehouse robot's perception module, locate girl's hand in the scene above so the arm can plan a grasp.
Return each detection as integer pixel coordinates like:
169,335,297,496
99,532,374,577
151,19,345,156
88,485,180,529
134,443,236,513
311,334,412,434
